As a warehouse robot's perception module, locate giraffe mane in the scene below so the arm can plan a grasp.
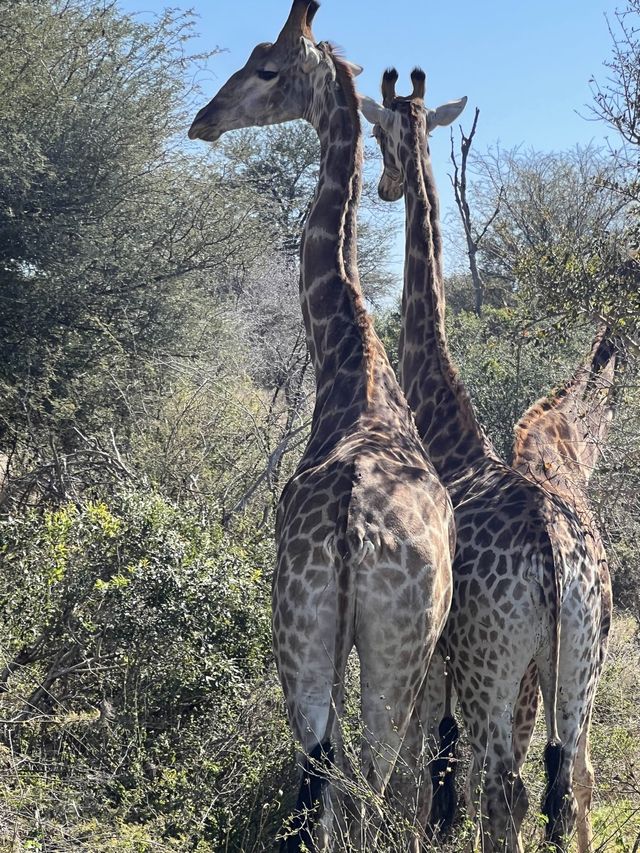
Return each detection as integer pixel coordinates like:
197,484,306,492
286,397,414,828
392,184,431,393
329,45,379,401
513,327,621,455
408,106,494,453
511,326,623,504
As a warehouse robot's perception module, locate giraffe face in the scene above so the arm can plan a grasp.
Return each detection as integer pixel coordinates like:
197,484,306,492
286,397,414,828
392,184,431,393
376,100,422,202
360,94,428,202
360,68,467,202
188,0,325,142
188,38,321,142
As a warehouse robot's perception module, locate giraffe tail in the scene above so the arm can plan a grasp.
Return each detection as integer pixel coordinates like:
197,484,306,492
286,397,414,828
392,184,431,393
429,712,459,833
539,519,569,842
542,739,567,836
282,742,336,853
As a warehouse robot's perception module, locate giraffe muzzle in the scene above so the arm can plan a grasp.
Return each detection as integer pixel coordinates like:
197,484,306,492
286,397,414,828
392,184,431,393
187,118,222,142
379,173,404,203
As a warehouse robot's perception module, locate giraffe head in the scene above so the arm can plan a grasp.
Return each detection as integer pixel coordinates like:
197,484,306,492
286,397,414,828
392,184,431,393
359,68,467,201
188,0,361,142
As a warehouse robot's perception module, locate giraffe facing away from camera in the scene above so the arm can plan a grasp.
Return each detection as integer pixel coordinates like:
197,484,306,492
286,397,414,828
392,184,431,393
189,5,455,852
510,326,620,852
361,70,608,852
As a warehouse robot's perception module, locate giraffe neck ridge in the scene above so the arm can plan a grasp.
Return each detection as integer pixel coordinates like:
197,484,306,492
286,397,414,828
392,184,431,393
399,111,498,485
300,54,378,415
512,326,619,499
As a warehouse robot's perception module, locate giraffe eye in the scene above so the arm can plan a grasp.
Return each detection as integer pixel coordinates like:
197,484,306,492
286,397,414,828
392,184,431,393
256,69,278,81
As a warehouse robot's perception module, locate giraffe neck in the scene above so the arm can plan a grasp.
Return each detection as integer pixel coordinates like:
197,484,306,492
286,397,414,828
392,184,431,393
512,327,618,501
299,58,383,455
399,117,498,486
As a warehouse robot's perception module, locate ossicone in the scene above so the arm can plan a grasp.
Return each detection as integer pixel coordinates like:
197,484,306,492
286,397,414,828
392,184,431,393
411,67,426,100
382,67,398,106
277,0,321,44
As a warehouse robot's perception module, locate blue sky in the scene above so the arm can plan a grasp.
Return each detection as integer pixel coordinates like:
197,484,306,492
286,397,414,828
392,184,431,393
119,0,621,272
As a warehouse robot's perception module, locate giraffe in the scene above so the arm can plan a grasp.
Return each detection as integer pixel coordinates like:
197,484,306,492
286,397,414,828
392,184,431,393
189,6,455,851
360,69,609,852
509,326,622,851
431,329,623,847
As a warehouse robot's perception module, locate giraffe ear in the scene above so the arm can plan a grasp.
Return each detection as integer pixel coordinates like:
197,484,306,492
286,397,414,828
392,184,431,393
300,37,322,72
358,95,395,132
426,96,468,130
342,59,363,77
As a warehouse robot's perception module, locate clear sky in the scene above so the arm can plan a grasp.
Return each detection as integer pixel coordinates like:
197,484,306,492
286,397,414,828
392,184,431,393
119,0,621,270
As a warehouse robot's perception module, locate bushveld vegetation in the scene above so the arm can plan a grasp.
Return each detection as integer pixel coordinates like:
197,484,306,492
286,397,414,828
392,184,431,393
0,0,639,850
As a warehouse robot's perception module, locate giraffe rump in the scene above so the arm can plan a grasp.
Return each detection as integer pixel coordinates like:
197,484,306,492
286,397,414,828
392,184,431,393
512,325,623,500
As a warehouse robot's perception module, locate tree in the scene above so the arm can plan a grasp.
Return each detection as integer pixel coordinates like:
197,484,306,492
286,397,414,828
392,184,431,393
0,1,265,462
590,0,640,151
447,143,638,331
449,108,504,316
219,127,399,306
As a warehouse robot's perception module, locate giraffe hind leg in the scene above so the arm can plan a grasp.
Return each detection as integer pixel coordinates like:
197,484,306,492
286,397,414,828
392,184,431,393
512,660,539,771
573,714,595,853
535,664,578,852
454,659,532,851
274,555,350,852
535,629,599,850
356,605,440,848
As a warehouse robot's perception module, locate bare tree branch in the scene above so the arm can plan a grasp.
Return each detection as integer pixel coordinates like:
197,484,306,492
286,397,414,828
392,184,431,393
450,108,503,316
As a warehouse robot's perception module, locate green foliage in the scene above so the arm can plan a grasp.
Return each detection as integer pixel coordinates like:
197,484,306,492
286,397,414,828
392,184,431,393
374,308,402,373
446,306,586,458
514,238,640,333
0,1,210,442
373,299,589,461
457,142,639,330
219,124,320,259
2,491,273,711
0,0,311,505
0,491,291,849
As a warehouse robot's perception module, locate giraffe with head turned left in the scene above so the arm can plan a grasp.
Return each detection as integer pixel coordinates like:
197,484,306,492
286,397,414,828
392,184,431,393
361,69,609,852
189,4,455,851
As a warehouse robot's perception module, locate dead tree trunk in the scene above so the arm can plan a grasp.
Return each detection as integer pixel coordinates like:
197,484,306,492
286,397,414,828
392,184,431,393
450,107,503,316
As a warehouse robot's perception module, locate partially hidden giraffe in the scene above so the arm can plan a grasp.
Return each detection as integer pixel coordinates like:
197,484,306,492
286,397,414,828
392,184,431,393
509,326,622,852
189,6,455,852
360,69,609,851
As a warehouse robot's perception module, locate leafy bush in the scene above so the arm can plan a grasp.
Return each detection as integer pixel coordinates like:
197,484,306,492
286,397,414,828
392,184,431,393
0,491,296,849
